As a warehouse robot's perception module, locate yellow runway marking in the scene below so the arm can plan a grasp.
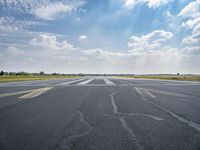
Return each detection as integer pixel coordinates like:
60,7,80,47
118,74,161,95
0,87,53,99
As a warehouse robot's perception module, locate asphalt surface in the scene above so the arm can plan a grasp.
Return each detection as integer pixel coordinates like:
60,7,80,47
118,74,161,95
0,77,200,150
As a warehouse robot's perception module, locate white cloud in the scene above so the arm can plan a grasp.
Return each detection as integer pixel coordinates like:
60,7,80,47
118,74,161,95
6,47,25,55
128,30,173,52
193,22,200,33
0,17,21,33
179,1,200,48
127,29,196,73
178,1,200,18
124,0,170,9
0,0,85,20
0,16,44,34
147,0,170,8
78,35,87,41
182,16,200,29
124,0,140,9
182,34,200,46
182,46,200,55
30,33,77,50
1,30,200,74
32,2,73,20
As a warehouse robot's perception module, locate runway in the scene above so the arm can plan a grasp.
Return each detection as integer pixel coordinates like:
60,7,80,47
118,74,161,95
0,77,200,150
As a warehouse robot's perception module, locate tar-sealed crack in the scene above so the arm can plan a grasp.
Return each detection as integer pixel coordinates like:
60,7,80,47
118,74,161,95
108,90,165,150
119,117,143,150
140,97,200,132
133,86,200,133
110,92,164,121
60,111,92,150
110,92,143,150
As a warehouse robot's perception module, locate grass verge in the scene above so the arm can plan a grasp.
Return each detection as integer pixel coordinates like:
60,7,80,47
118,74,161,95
0,75,80,83
123,75,200,81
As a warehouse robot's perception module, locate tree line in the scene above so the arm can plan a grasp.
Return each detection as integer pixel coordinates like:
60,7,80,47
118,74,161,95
0,71,79,76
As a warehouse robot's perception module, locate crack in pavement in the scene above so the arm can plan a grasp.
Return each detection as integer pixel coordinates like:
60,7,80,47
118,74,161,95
140,96,200,132
111,93,118,114
109,92,144,150
105,86,166,150
121,86,200,133
60,111,92,150
134,87,200,133
110,92,164,121
119,116,142,149
60,87,164,150
104,113,164,121
105,87,164,150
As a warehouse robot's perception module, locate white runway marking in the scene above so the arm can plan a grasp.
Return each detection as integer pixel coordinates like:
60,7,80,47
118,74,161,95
60,79,85,85
78,79,94,85
135,87,156,98
147,88,192,98
135,87,192,98
1,82,200,87
0,87,53,99
103,78,115,85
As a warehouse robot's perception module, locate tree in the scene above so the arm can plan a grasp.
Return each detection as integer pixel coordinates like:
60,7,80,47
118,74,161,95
177,73,180,80
40,71,44,75
0,70,4,76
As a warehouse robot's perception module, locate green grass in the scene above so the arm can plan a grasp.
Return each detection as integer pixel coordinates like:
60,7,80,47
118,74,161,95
0,75,80,83
123,75,200,81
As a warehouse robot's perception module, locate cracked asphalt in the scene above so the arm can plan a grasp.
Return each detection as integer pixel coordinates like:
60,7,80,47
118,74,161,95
0,77,200,150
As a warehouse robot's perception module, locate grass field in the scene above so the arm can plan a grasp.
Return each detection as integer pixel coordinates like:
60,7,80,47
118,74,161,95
129,75,200,81
0,75,80,83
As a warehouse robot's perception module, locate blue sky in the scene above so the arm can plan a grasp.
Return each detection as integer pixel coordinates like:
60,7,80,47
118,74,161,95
0,0,200,74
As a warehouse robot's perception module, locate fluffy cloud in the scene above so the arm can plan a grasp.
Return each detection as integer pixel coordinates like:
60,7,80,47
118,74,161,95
126,30,183,73
179,1,200,48
128,30,173,52
78,35,87,41
2,30,199,74
178,1,200,34
178,1,200,18
125,0,140,9
124,0,170,9
182,34,200,46
1,33,130,73
1,0,200,74
182,16,200,30
147,0,170,8
30,33,77,50
182,46,200,55
177,0,200,73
